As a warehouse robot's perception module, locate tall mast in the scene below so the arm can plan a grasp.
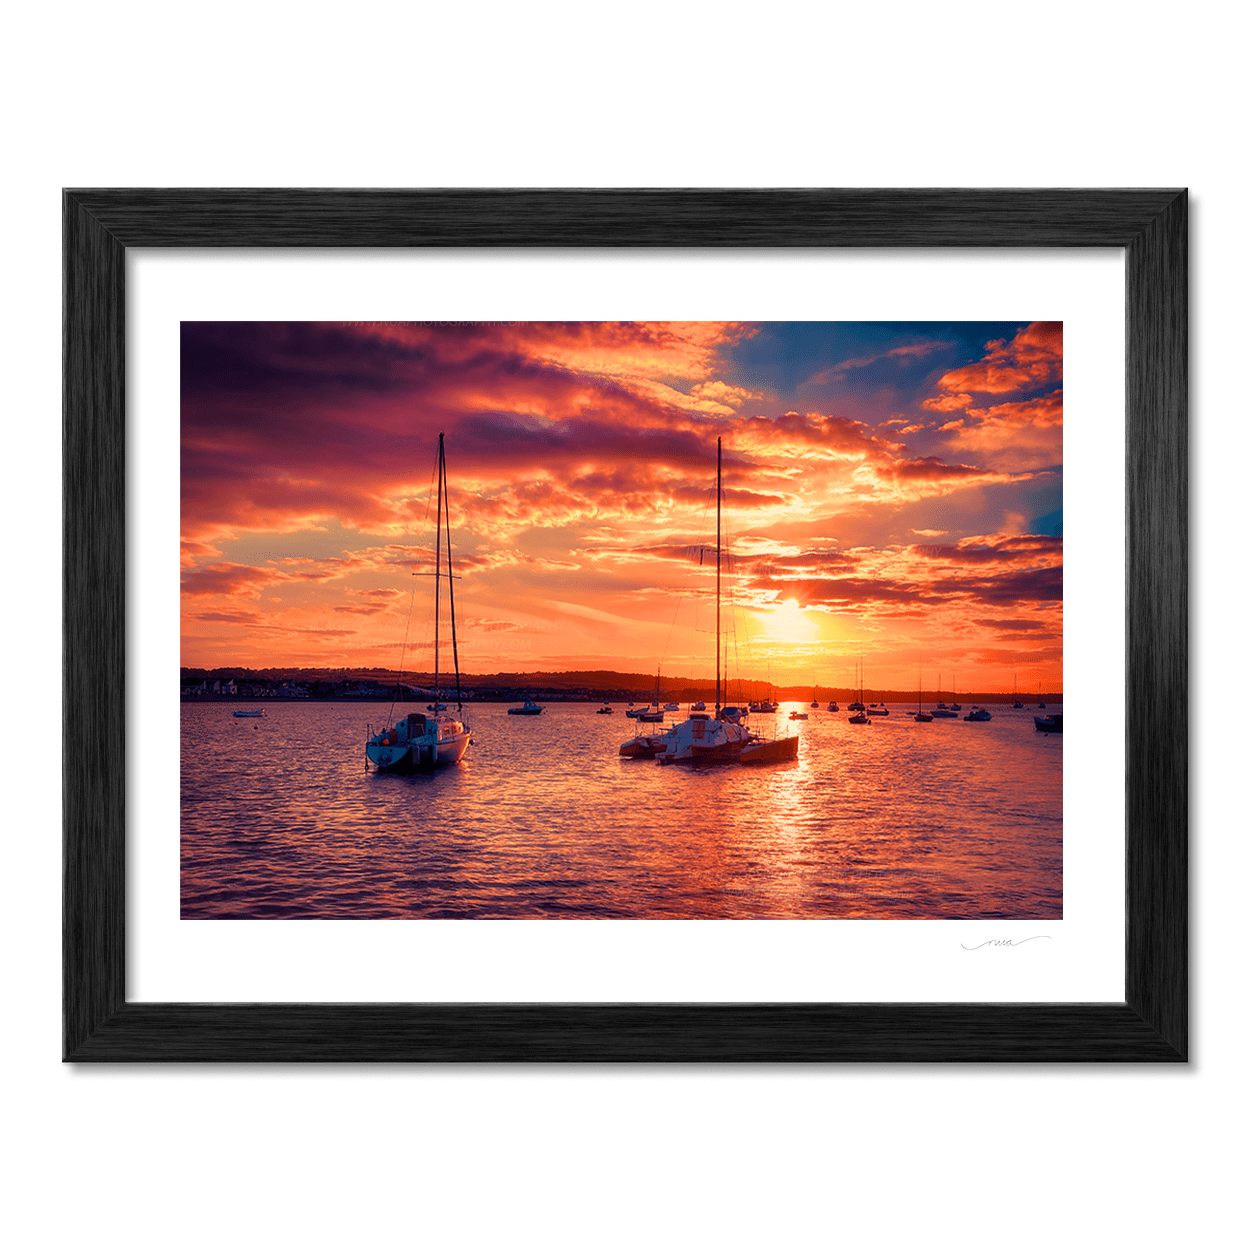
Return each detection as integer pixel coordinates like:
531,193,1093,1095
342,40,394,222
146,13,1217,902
442,436,463,711
715,436,721,712
433,432,443,709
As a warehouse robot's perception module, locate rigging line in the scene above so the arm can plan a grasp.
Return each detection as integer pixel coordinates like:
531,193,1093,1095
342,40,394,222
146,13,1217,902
385,566,420,725
388,440,442,723
656,487,715,687
442,437,464,712
434,434,444,709
685,485,717,689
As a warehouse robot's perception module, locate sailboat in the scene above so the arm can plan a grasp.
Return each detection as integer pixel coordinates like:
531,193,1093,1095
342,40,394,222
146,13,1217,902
913,664,932,722
848,659,865,712
1037,680,1047,709
1012,674,1023,709
848,659,871,725
657,438,795,765
366,434,471,773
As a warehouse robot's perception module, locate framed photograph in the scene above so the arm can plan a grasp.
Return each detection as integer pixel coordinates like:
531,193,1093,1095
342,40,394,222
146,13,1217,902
64,189,1186,1061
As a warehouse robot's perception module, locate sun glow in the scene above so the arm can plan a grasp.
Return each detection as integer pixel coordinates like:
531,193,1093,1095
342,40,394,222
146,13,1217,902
762,598,820,646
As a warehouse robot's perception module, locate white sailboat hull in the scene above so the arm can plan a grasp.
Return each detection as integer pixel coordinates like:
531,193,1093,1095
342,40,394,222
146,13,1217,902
367,715,470,773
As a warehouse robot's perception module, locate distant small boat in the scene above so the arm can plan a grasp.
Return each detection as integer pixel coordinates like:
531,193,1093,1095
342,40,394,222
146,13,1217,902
828,701,839,712
1037,680,1046,709
1034,713,1063,734
232,708,264,718
964,707,992,722
427,703,448,712
692,700,706,711
848,712,871,725
596,704,613,714
635,707,665,722
867,706,889,716
1012,675,1023,709
663,702,680,711
507,700,544,716
789,710,808,720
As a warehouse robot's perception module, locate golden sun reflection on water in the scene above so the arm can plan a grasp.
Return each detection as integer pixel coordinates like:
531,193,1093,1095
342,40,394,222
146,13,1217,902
182,702,1061,919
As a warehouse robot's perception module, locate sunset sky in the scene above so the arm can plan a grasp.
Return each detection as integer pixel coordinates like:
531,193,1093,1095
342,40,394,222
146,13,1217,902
181,320,1062,692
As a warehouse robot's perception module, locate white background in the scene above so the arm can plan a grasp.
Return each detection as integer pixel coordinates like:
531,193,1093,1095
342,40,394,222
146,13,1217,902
3,3,1243,1248
130,249,1123,1005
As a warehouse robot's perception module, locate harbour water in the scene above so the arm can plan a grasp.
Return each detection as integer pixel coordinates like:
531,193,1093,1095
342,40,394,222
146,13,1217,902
181,701,1062,919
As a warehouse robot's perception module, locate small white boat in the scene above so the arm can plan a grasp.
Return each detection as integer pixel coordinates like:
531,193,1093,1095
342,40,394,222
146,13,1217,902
663,702,679,711
232,708,264,718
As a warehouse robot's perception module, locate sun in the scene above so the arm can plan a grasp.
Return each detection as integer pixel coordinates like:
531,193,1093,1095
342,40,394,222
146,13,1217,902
762,598,819,645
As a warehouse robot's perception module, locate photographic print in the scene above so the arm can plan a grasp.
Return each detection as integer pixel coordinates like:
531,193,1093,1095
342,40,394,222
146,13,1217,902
180,319,1063,920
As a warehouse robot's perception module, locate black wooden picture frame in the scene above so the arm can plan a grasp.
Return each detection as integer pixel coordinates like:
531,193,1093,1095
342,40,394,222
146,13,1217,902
63,188,1187,1062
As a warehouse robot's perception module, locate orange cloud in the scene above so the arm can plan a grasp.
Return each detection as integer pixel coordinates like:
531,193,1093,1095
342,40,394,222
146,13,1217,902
930,321,1062,398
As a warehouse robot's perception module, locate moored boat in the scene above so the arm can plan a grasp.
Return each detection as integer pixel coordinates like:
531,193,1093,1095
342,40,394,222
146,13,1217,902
232,708,264,718
848,660,872,724
619,729,674,758
366,433,471,774
507,700,544,715
655,440,780,767
1034,713,1063,734
914,664,932,722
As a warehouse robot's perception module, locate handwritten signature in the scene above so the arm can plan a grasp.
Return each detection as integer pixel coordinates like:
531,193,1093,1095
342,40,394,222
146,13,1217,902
961,936,1051,950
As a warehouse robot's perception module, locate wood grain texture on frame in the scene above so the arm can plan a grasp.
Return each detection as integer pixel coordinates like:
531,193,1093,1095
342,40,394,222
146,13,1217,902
63,188,1188,1062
